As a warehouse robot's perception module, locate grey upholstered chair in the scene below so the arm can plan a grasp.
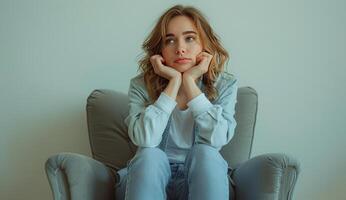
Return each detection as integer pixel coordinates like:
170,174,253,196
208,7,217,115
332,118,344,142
45,87,300,200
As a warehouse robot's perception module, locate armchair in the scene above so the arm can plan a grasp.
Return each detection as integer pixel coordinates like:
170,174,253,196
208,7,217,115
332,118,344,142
45,87,300,200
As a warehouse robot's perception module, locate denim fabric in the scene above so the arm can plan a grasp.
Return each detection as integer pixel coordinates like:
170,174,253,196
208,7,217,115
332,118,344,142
118,72,238,199
115,144,233,200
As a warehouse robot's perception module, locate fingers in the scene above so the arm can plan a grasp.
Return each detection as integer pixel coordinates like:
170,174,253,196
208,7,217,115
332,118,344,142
198,50,212,57
150,55,164,71
193,51,212,75
196,54,212,67
196,51,213,63
150,55,163,65
150,54,178,80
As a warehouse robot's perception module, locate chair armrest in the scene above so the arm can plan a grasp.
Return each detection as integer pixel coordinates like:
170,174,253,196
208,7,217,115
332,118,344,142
231,153,300,200
45,152,116,200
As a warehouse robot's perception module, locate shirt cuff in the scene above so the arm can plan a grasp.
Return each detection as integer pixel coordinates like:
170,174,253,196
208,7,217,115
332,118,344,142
153,92,177,114
187,93,213,117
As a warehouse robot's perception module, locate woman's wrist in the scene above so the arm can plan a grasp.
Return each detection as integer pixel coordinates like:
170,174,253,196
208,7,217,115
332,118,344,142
169,73,182,81
164,75,182,100
182,75,202,101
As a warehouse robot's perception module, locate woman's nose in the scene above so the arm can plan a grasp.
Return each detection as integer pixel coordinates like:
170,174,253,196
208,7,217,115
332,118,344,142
175,49,185,55
175,41,186,55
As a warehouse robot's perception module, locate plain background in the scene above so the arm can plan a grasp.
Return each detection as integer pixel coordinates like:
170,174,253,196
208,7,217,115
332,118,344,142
1,0,345,199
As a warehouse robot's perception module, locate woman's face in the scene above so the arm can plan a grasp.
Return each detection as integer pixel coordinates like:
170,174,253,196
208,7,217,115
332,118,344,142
161,16,203,72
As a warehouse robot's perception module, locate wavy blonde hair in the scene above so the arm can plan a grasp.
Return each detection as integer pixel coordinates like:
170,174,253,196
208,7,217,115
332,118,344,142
138,4,229,104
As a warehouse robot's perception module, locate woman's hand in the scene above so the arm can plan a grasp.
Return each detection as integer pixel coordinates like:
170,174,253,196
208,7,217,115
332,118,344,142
183,51,213,81
150,55,182,80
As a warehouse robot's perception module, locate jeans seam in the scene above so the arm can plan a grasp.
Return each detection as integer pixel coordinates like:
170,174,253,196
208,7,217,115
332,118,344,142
124,156,136,200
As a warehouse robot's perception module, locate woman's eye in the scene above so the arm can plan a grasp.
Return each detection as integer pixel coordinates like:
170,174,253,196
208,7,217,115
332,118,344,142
165,38,175,45
186,36,195,42
164,36,196,45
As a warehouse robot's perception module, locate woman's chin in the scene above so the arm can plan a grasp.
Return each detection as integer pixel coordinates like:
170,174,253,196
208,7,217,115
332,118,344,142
172,63,193,72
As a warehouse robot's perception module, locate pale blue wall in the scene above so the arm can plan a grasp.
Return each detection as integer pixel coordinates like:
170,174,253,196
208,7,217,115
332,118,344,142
1,0,345,199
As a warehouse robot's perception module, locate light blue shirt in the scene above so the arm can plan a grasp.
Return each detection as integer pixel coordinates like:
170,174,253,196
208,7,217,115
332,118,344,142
124,72,238,151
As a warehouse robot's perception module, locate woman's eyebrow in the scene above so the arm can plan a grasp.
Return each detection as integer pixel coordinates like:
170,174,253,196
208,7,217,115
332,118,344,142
165,31,197,37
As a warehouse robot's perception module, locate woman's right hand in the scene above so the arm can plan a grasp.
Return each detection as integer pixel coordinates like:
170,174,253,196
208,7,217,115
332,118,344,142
150,55,181,80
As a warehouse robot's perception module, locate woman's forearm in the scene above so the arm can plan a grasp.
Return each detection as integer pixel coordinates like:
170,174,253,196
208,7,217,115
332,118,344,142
183,75,202,102
163,76,182,100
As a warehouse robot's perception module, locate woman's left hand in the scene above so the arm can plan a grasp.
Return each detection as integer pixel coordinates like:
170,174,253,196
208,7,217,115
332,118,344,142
183,51,213,81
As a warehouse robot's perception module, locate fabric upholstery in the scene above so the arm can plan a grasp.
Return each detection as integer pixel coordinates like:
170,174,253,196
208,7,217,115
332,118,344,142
44,86,301,200
85,87,257,171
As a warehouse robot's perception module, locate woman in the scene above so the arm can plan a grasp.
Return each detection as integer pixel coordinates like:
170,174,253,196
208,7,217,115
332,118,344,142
116,4,238,200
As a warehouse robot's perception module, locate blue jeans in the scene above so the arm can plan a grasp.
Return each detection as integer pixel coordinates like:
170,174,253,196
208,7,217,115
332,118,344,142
115,144,232,200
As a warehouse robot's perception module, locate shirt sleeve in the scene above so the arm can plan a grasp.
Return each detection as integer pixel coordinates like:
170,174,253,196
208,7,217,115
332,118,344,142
187,78,238,149
124,79,177,147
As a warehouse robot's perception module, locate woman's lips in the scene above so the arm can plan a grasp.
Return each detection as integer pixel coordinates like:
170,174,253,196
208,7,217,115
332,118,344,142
174,58,191,64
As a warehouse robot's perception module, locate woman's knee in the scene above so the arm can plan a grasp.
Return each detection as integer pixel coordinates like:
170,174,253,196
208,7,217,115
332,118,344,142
129,147,170,170
186,144,229,188
190,144,220,159
188,144,228,169
127,147,171,185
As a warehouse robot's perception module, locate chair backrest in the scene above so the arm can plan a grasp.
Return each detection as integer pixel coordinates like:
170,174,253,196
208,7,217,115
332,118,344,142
86,87,258,171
